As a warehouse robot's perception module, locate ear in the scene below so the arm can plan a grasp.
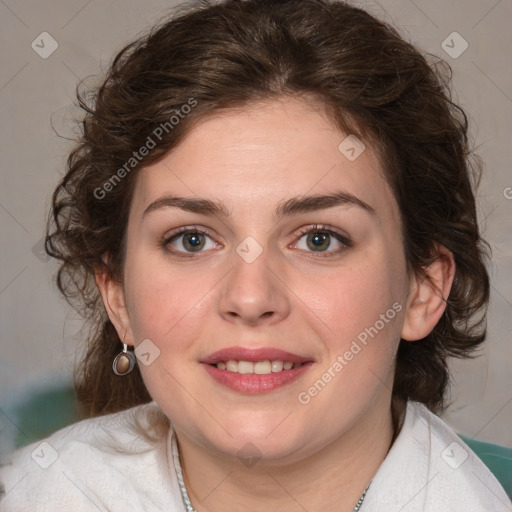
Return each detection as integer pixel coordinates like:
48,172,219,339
94,256,135,347
401,244,456,341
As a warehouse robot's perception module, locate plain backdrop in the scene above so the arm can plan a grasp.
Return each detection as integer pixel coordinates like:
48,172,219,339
1,0,511,455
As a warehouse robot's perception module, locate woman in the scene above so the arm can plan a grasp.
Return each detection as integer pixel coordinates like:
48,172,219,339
1,0,510,510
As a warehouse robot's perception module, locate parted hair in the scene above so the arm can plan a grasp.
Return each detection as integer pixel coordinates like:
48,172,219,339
46,0,490,429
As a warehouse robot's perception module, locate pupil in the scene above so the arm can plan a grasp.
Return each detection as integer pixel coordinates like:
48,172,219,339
185,232,204,251
308,232,329,251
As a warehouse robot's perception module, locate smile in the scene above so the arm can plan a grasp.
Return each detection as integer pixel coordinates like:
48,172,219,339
213,360,304,374
200,346,314,393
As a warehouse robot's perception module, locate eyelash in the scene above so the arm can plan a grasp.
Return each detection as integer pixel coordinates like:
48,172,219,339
161,224,352,259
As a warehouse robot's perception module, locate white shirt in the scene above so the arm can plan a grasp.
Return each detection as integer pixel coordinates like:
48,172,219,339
1,400,510,511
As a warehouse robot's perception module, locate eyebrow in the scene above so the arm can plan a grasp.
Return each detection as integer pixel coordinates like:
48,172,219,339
142,191,375,221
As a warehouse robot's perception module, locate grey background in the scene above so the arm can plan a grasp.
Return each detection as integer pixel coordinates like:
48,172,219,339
1,0,511,455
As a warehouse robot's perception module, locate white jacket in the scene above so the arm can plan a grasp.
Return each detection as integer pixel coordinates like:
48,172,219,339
1,400,510,511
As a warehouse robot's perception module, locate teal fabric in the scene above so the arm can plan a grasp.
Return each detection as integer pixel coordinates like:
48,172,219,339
7,388,512,500
11,386,84,449
458,434,512,500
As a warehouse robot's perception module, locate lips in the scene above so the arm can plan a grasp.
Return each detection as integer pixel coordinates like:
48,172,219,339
200,346,314,394
201,347,312,365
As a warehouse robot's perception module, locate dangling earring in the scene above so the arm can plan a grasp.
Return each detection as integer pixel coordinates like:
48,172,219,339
112,334,136,376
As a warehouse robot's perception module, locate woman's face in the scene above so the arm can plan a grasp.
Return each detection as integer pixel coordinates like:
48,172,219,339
117,96,412,462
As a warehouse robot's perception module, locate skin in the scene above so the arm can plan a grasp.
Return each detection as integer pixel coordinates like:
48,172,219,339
96,95,455,512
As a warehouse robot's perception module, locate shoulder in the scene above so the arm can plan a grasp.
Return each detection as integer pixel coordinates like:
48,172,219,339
412,402,512,509
0,402,184,511
363,400,512,512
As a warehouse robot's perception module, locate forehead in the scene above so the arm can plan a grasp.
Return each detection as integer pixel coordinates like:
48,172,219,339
131,96,399,226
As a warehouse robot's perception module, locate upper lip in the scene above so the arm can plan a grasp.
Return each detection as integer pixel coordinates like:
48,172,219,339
201,346,313,365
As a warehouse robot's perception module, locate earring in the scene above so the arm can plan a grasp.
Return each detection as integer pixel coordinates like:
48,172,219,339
112,341,136,376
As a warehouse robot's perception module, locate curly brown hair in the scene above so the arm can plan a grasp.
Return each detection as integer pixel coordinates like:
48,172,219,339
46,0,490,426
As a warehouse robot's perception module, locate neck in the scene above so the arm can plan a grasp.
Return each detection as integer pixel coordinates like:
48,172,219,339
173,396,406,512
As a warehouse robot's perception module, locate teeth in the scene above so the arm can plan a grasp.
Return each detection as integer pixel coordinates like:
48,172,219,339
238,361,254,374
271,360,283,372
216,360,302,374
254,361,271,374
226,360,238,372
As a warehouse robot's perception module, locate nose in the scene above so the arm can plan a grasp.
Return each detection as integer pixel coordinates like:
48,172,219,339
218,245,291,327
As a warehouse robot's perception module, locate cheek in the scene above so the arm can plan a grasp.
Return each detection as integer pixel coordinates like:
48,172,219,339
123,251,221,355
122,257,212,405
295,245,406,409
297,266,403,413
302,247,404,346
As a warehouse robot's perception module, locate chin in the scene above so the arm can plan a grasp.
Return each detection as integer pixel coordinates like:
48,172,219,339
196,417,309,463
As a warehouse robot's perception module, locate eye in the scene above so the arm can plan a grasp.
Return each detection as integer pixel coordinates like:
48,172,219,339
161,224,352,259
293,224,352,256
163,227,220,256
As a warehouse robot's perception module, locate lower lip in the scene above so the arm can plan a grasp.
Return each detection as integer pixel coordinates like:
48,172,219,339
202,362,314,394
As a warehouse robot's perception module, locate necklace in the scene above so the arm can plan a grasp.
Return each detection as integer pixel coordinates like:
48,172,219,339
171,431,371,512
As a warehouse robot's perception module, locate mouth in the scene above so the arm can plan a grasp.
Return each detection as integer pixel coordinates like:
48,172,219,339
210,359,305,374
200,347,314,394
